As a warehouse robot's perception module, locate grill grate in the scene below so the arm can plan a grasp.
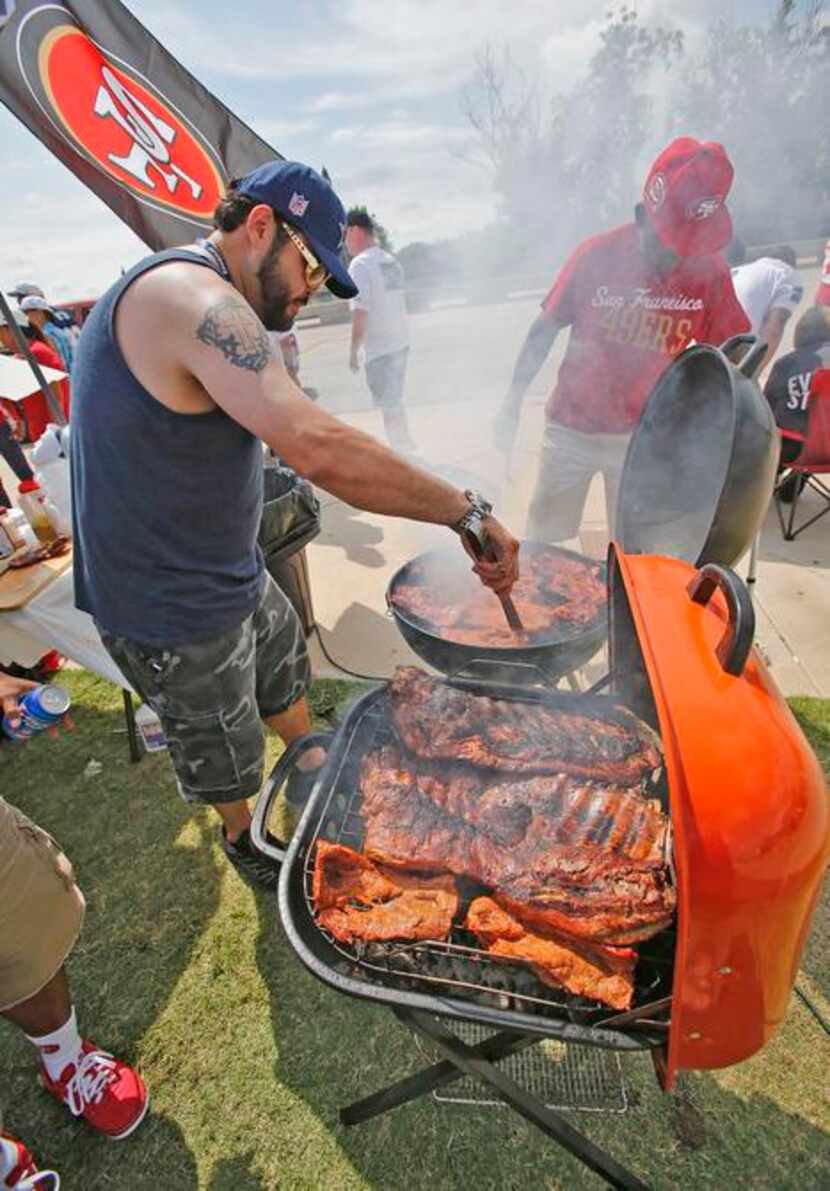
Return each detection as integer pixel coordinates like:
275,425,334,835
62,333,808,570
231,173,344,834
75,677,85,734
415,1022,628,1112
298,692,673,1027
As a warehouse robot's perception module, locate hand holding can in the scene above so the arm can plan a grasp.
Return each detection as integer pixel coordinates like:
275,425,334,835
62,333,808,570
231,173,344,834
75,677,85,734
1,679,71,740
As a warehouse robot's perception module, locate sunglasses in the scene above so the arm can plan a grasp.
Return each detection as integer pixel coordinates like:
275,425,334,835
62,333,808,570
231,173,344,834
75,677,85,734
282,222,329,292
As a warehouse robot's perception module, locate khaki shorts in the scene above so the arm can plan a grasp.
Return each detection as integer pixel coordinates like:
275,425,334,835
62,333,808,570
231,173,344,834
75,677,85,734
0,797,85,1012
527,421,631,543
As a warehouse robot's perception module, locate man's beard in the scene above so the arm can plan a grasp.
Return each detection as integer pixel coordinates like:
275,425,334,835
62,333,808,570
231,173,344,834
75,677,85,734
258,236,296,332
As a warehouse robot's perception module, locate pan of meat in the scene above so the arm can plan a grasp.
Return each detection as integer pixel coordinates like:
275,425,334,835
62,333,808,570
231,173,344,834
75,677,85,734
265,664,674,1040
387,541,608,683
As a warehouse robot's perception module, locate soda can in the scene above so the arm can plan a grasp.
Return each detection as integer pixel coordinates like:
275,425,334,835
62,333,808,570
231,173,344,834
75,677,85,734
2,684,71,741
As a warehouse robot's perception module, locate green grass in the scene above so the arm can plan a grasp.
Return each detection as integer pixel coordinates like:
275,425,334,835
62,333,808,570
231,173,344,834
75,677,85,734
1,671,828,1190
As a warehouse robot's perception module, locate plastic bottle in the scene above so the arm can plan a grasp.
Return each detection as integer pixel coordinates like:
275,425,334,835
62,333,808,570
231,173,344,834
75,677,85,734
31,425,73,538
17,480,57,544
0,506,38,550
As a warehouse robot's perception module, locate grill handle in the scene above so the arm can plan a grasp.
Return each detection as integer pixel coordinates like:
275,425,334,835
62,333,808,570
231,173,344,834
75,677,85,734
687,563,755,676
250,731,334,864
719,333,767,379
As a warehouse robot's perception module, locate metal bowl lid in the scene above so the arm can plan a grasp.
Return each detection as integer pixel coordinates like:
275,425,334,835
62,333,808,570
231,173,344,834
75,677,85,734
616,344,740,564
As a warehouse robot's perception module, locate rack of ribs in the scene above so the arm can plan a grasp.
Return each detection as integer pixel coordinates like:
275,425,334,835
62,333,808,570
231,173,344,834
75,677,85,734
389,667,661,785
312,841,458,945
360,746,675,945
413,761,667,861
465,898,636,1011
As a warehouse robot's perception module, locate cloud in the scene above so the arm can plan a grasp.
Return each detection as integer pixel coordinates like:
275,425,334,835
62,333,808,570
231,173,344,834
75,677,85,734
1,0,773,292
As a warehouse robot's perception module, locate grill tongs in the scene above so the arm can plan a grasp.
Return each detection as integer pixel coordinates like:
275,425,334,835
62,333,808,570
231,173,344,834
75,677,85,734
461,523,524,634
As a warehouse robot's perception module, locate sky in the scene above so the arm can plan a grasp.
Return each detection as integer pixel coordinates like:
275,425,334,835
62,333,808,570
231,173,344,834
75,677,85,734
0,0,782,299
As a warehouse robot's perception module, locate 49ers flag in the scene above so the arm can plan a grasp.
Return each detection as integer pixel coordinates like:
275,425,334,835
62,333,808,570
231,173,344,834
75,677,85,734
0,0,281,248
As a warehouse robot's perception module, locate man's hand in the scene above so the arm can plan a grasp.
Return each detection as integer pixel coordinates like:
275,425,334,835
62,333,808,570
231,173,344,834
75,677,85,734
460,515,520,595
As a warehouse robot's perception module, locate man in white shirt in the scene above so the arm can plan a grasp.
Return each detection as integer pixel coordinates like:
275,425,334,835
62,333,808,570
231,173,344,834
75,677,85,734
729,244,803,369
346,209,414,451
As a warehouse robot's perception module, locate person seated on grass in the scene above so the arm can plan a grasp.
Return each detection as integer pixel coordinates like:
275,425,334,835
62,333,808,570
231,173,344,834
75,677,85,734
0,672,148,1191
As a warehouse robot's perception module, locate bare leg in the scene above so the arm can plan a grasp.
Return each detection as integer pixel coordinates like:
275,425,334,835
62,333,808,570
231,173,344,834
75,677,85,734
1,968,71,1035
382,404,416,452
213,798,255,843
218,695,325,842
264,695,326,771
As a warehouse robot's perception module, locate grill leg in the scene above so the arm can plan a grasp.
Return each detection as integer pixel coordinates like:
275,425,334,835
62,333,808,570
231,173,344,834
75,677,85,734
339,1023,536,1126
398,1010,652,1191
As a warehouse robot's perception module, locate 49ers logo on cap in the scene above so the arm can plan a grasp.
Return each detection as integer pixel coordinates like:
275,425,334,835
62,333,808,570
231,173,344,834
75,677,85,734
685,196,722,222
644,171,667,211
15,4,225,224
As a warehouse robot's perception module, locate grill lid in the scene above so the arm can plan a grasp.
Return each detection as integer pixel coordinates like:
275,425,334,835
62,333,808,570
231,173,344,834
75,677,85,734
615,336,779,566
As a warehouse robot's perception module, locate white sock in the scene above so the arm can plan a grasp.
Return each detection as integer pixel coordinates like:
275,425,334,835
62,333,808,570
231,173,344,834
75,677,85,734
26,1006,83,1081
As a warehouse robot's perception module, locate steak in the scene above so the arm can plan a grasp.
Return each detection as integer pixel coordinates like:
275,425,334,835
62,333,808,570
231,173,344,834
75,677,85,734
389,667,661,785
465,897,636,1011
312,841,458,945
360,747,675,944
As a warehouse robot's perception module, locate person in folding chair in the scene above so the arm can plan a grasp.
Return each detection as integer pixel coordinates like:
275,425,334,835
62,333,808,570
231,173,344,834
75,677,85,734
764,305,830,537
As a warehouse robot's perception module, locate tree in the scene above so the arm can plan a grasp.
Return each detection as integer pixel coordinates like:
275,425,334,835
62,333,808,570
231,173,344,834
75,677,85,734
460,7,682,269
458,1,829,268
670,0,830,241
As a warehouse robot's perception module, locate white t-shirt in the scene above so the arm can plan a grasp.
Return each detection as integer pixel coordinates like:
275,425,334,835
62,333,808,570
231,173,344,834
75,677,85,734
730,257,803,336
348,245,409,362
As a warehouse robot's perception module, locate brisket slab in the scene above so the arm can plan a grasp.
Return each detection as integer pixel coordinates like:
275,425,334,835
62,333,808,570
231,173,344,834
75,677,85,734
312,841,458,945
465,897,636,1011
360,747,674,945
389,667,661,785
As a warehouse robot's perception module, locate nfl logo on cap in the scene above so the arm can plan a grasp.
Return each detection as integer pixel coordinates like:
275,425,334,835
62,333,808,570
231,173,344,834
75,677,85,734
288,192,309,218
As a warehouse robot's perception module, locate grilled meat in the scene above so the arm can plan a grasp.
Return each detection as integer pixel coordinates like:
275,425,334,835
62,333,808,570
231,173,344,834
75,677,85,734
360,746,674,944
389,667,661,785
312,841,458,945
465,898,636,1011
391,548,605,647
413,762,667,861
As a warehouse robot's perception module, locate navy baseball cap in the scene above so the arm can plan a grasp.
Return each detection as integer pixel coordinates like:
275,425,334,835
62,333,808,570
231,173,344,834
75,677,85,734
233,161,357,299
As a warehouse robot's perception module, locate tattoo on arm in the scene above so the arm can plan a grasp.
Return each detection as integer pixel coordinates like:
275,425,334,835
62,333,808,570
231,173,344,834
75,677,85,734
195,297,272,372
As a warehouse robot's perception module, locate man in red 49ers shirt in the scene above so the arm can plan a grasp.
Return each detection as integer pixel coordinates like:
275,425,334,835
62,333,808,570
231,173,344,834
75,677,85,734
495,137,750,543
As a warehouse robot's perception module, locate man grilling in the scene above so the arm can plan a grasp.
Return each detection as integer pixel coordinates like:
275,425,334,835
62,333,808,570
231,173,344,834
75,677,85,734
495,137,750,543
71,160,519,890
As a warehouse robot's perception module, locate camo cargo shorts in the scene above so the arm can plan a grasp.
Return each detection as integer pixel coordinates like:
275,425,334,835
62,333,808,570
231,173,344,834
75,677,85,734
98,575,310,805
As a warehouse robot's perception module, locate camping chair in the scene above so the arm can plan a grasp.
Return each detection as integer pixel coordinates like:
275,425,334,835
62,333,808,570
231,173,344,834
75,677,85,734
774,369,830,540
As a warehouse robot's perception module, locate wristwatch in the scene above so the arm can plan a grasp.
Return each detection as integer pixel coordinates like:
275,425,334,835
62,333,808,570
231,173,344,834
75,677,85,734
452,489,493,536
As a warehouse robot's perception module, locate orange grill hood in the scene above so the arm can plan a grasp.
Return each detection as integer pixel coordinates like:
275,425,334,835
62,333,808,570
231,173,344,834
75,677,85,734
608,546,829,1087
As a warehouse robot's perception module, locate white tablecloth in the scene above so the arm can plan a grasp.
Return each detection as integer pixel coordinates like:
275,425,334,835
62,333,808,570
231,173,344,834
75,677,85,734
0,567,131,689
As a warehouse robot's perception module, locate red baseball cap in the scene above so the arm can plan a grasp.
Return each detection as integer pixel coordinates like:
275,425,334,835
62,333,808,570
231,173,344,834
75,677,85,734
642,137,734,258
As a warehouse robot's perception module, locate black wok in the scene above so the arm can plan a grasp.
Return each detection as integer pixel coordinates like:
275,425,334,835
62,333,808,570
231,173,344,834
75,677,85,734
386,540,606,683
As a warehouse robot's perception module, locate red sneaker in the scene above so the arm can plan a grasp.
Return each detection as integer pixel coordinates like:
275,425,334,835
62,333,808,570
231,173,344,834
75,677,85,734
0,1133,59,1189
39,1040,148,1141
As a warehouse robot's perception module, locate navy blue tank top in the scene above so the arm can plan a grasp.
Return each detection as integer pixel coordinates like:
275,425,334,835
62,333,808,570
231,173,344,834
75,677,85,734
71,248,264,645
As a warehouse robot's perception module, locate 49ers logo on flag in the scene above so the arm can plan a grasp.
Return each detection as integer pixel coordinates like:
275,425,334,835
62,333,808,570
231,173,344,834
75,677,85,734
0,1,281,250
16,5,223,222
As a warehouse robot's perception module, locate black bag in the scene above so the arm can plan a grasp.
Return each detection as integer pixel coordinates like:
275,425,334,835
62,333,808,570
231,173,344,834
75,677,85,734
258,460,320,571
